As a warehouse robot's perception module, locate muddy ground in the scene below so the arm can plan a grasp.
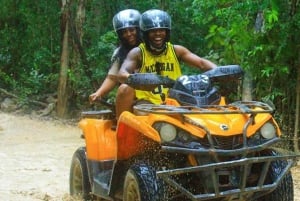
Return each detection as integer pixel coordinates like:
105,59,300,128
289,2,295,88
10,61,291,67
0,111,299,201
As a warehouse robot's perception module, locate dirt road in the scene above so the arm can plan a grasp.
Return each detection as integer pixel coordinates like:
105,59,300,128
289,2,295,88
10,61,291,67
0,111,299,201
0,112,83,201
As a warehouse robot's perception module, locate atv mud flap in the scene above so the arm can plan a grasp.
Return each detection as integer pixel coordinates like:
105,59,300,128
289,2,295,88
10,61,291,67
156,154,298,201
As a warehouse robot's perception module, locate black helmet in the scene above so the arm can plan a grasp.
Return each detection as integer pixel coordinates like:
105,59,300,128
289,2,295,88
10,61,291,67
140,9,171,32
113,9,141,32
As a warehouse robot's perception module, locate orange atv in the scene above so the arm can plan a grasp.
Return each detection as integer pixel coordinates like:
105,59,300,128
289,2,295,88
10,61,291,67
69,65,299,201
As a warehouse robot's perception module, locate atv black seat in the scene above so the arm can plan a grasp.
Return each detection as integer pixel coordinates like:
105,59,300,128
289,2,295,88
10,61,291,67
81,110,113,119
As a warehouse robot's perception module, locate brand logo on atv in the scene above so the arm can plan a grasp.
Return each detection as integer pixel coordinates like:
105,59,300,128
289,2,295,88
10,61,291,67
220,124,229,131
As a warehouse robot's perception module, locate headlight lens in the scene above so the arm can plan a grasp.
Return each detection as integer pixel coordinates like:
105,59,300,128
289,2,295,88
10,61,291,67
260,122,276,139
153,122,203,148
178,130,197,143
159,123,177,142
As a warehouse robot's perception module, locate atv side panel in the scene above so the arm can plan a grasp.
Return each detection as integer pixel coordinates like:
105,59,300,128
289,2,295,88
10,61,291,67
79,119,117,161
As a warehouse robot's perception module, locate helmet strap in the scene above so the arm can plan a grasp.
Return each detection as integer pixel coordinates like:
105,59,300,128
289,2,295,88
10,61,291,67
148,43,166,55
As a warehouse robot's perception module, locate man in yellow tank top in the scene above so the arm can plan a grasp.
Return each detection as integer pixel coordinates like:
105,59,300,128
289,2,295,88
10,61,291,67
116,9,217,118
135,41,181,104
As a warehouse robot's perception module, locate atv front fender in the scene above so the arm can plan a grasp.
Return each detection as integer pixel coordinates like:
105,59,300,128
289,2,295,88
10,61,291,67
116,111,161,159
79,118,117,161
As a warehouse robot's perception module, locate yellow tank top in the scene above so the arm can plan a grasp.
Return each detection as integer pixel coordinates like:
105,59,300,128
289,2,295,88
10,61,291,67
135,42,182,104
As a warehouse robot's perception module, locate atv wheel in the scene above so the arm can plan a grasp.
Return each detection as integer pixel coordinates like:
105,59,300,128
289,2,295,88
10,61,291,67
123,163,164,201
257,150,294,201
69,147,91,200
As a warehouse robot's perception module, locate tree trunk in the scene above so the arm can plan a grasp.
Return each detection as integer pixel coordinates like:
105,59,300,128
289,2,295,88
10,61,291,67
70,0,89,78
294,62,300,152
290,0,299,152
57,0,70,118
242,72,253,101
71,0,86,71
57,0,86,118
75,0,85,44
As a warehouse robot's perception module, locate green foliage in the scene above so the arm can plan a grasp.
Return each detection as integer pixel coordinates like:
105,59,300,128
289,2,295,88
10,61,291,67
0,0,60,97
0,70,17,89
88,31,117,81
191,0,298,97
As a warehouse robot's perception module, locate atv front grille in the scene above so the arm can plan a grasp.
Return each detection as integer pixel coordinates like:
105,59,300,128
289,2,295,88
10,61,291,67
199,135,243,150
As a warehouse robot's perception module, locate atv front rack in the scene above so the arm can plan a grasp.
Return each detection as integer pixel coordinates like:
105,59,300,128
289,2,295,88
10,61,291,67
134,101,274,115
157,154,299,201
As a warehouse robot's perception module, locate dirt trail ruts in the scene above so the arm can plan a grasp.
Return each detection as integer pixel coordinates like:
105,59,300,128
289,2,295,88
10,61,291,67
0,112,299,201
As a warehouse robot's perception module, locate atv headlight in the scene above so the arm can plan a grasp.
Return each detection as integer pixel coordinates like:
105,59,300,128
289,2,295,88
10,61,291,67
178,130,197,143
160,123,177,142
260,122,276,139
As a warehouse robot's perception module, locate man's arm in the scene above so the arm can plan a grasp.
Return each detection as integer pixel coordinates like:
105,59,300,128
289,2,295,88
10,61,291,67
118,47,142,83
174,45,217,71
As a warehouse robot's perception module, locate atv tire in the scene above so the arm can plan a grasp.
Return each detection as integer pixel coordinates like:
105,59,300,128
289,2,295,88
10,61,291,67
69,147,92,200
257,150,294,201
123,163,164,201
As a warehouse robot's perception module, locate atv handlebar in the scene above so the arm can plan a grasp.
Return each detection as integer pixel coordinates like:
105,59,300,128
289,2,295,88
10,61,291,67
125,65,243,90
125,73,175,91
202,65,243,81
90,98,115,112
83,98,116,119
98,98,114,109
